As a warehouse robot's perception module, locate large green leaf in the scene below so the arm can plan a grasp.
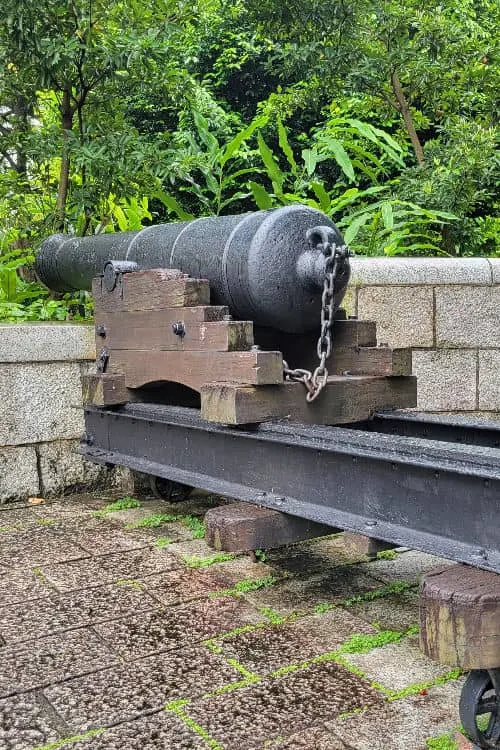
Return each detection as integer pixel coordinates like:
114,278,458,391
220,115,267,167
320,137,355,182
249,181,273,210
257,132,284,189
152,191,195,221
277,119,297,175
343,213,371,244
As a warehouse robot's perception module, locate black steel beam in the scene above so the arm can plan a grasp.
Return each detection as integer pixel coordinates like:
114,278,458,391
353,411,500,449
82,404,500,573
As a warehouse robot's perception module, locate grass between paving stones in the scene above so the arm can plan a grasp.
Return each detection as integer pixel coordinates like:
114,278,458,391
126,512,205,539
93,497,142,517
376,549,399,560
425,731,459,749
210,575,278,598
183,552,236,568
33,729,105,750
166,700,224,750
155,536,173,548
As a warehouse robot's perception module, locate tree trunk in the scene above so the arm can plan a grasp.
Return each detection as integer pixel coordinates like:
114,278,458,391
56,88,74,229
390,70,425,166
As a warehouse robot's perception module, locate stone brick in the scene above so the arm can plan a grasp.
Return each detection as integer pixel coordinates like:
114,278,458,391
412,350,477,410
489,260,500,284
350,257,492,286
0,323,95,363
0,361,85,446
0,446,39,502
357,286,434,348
37,439,125,495
479,350,500,410
435,286,500,347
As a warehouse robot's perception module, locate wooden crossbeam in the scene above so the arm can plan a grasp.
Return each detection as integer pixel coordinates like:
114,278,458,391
201,375,417,424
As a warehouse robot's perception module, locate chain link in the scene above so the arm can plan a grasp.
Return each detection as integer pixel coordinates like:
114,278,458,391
284,229,349,403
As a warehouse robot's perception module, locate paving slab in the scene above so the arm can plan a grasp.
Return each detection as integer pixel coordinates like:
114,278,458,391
0,627,117,698
0,581,158,643
327,681,464,750
262,727,348,749
0,527,89,567
44,645,241,732
68,711,207,750
343,636,454,692
0,564,54,605
214,609,376,676
94,596,264,660
0,508,41,532
41,546,182,592
244,566,382,616
0,693,62,750
358,550,447,585
186,660,383,750
67,518,154,555
345,591,419,632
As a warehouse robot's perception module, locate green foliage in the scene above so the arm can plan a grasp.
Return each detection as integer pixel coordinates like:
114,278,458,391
183,552,236,568
339,625,418,654
93,496,142,517
126,511,205,539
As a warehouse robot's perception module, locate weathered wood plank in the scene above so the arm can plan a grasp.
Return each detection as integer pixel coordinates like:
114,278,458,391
205,502,337,553
201,375,417,425
420,564,500,670
92,269,210,313
81,373,128,406
110,349,284,391
95,311,253,352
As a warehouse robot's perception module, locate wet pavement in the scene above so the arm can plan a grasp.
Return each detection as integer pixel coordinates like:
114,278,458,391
0,492,466,750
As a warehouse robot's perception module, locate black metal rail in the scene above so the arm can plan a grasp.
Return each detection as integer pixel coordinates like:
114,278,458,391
82,404,500,573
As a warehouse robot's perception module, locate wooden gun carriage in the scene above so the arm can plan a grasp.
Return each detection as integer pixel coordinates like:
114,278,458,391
37,207,500,748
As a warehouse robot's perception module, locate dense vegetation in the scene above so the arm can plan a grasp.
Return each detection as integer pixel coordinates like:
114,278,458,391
0,0,498,320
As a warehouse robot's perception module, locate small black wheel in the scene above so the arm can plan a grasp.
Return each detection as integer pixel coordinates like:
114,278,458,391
459,669,500,748
148,476,192,502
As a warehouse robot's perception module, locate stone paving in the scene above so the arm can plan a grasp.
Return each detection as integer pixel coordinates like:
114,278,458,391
0,491,467,750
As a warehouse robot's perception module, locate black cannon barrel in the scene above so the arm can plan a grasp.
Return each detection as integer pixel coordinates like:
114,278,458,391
36,205,350,333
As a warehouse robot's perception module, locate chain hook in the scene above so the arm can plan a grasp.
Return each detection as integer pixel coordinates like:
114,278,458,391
284,226,350,403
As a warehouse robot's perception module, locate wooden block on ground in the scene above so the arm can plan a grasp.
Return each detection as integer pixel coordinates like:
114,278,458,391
205,502,338,553
343,532,398,559
201,375,417,425
81,373,128,406
92,269,210,313
420,564,500,670
96,311,253,352
111,349,284,391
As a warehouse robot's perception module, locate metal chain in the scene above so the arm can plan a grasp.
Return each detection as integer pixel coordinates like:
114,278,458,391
284,231,349,403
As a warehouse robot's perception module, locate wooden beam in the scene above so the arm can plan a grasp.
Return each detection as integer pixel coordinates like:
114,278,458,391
343,533,398,559
95,312,254,352
92,269,210,313
201,375,417,425
81,373,128,406
205,502,337,553
110,349,284,391
420,564,500,670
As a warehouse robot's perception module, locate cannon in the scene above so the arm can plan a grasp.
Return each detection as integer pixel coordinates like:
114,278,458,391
37,206,500,749
36,205,350,334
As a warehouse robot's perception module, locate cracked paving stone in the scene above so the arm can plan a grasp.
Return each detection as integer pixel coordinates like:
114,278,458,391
94,596,264,660
214,609,376,675
40,547,182,592
244,566,382,617
326,681,464,750
68,711,207,750
43,645,241,731
187,659,383,750
31,501,98,522
359,550,448,585
0,528,89,567
0,627,117,697
343,636,454,692
0,693,62,750
0,581,158,643
346,591,419,632
0,565,53,605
